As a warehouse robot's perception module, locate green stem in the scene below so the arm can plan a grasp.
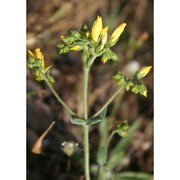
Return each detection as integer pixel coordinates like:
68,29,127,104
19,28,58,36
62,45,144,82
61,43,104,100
46,81,75,115
83,67,90,180
107,132,114,147
66,157,71,172
96,165,101,180
93,83,125,118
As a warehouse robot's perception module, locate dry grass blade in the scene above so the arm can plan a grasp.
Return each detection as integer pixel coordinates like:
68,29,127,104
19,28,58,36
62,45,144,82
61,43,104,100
31,121,55,154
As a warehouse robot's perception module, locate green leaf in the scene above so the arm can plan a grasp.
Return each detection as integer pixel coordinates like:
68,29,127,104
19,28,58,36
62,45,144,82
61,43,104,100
70,115,86,126
114,171,152,180
86,108,107,126
97,146,108,165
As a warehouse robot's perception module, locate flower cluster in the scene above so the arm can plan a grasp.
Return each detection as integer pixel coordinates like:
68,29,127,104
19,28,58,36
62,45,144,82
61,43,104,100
28,48,55,83
113,66,152,97
57,15,126,66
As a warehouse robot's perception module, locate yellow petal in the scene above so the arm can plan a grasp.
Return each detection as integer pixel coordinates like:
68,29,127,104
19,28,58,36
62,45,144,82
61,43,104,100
141,90,147,97
86,31,90,38
28,50,35,58
101,26,109,37
110,23,126,43
60,35,64,39
139,66,152,77
91,15,103,42
70,45,81,51
101,33,108,50
35,48,45,68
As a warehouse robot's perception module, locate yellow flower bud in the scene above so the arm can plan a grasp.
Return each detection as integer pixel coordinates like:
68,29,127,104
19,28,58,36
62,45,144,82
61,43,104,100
140,90,147,97
86,31,90,38
110,23,126,43
138,66,152,78
60,35,65,39
28,50,35,58
100,26,109,50
91,15,102,42
35,48,45,68
70,45,81,51
101,26,109,37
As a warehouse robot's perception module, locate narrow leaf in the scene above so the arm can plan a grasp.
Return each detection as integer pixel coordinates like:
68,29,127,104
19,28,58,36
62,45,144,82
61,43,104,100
97,146,108,165
114,171,152,180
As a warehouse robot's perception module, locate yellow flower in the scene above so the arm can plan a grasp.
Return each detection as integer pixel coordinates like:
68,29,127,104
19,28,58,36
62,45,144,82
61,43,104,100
138,66,152,78
28,48,45,68
110,23,126,43
91,15,102,42
140,90,147,97
28,48,45,81
35,48,45,68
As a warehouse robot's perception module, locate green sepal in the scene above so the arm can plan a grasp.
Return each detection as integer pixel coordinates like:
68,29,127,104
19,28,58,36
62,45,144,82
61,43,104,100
102,51,110,63
109,50,118,61
108,38,119,47
81,24,88,33
82,48,90,62
113,120,129,137
62,36,76,45
125,79,134,91
86,108,107,126
70,30,81,39
70,115,86,126
96,45,102,54
44,65,53,73
97,146,108,165
113,72,125,86
28,57,41,69
59,45,70,54
131,84,139,94
46,74,55,84
71,42,85,51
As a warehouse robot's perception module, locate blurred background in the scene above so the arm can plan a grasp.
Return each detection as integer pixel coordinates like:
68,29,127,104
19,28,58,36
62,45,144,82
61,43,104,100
27,0,153,179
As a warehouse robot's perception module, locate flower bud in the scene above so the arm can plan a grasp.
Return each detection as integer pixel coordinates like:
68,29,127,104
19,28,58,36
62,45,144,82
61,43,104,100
70,45,81,51
35,48,45,68
61,141,78,157
110,23,126,44
91,15,102,42
86,31,90,38
140,90,147,97
28,50,35,58
101,26,109,50
136,66,152,79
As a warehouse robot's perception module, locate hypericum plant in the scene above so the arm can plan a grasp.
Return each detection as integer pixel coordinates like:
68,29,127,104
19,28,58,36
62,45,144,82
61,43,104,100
28,15,152,180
